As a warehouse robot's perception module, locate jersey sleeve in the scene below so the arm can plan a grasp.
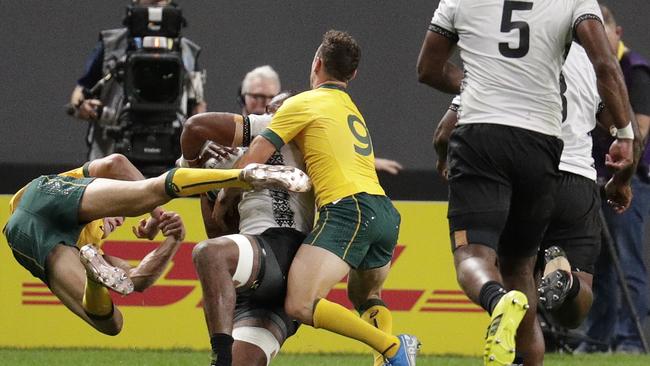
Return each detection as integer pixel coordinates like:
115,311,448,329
243,114,272,147
450,95,461,111
429,0,459,42
248,114,272,138
260,96,312,150
572,0,603,32
58,162,92,179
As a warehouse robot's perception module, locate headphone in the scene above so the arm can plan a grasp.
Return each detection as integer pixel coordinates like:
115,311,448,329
236,85,245,108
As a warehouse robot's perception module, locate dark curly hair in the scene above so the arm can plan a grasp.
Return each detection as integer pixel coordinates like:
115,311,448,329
318,30,361,82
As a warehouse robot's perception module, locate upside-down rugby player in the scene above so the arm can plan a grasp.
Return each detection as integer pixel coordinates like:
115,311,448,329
3,154,310,335
4,155,184,335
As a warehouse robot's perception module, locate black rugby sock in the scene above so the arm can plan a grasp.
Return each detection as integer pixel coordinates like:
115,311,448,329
210,333,234,366
479,281,507,315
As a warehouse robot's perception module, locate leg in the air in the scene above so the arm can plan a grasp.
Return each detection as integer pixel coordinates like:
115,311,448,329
551,271,593,328
45,244,124,336
538,246,594,328
78,165,310,222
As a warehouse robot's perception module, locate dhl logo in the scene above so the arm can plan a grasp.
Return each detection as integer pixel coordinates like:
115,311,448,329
21,241,483,314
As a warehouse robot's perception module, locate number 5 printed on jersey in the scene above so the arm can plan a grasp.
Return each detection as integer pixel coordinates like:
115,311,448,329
347,114,373,156
499,0,533,58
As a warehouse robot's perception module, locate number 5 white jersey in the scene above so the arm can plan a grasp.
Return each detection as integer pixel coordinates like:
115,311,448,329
451,43,601,181
431,0,602,137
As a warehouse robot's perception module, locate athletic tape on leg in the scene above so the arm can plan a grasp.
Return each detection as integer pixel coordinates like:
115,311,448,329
233,326,280,366
223,234,254,288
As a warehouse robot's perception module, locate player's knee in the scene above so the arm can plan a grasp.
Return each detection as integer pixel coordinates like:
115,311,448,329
87,153,129,177
192,237,241,279
192,239,229,266
284,296,312,324
102,154,130,175
105,153,129,167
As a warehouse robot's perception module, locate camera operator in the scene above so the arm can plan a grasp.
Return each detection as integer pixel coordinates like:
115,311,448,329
69,0,206,169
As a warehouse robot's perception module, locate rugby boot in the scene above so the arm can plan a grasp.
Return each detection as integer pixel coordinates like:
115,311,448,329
80,244,134,295
384,334,420,366
239,163,311,192
538,246,572,310
484,291,529,366
538,270,572,310
541,246,571,277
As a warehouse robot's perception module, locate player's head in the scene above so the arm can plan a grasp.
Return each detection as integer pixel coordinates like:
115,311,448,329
310,30,360,88
600,4,623,56
101,217,125,239
265,91,292,115
240,65,281,116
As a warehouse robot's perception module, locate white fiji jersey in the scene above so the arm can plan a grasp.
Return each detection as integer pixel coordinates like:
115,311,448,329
211,113,315,236
450,43,600,181
431,0,602,137
558,43,600,181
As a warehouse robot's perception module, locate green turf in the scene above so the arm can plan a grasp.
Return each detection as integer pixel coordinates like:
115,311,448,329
0,348,648,365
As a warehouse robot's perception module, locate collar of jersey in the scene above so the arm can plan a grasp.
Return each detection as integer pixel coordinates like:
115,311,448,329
318,83,347,91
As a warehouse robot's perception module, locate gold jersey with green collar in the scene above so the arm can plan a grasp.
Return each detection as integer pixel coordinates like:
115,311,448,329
261,84,385,208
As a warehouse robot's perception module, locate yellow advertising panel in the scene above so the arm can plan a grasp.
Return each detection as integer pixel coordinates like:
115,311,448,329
0,196,487,355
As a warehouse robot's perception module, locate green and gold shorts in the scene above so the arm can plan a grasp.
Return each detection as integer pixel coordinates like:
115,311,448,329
3,175,94,283
305,193,400,269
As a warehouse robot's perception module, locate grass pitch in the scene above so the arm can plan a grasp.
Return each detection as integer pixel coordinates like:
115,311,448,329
1,348,649,365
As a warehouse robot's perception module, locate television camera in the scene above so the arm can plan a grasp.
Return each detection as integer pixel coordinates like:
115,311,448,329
69,3,192,176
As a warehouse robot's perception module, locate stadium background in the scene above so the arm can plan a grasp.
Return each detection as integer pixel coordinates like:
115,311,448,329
1,0,650,359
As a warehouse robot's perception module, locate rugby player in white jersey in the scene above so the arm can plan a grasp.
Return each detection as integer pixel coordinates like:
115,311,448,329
417,1,636,364
183,91,408,366
535,42,612,330
178,93,314,366
434,42,637,363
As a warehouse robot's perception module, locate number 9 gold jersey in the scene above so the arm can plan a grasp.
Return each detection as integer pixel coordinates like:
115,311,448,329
260,84,385,208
